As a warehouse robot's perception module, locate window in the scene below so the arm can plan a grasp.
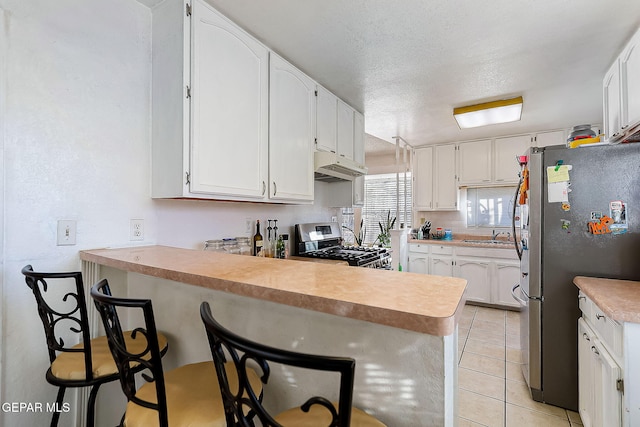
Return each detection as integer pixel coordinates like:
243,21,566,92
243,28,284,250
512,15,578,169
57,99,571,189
466,186,518,228
362,173,412,244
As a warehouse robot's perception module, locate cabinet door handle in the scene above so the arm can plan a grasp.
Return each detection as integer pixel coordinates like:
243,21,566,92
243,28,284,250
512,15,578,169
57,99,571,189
273,182,277,197
591,345,599,355
582,332,590,341
262,181,266,196
596,313,605,320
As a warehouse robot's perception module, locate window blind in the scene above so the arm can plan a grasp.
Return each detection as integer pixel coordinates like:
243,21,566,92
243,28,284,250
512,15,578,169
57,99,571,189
362,173,412,244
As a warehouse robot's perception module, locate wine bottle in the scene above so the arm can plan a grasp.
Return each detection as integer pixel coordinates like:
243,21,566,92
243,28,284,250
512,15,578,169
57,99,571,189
253,220,264,256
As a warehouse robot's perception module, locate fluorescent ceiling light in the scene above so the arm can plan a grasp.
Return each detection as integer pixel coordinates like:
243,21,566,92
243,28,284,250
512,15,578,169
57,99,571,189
453,96,523,129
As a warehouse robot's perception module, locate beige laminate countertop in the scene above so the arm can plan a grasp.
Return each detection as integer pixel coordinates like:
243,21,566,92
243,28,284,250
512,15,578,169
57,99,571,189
408,238,514,249
574,276,640,323
80,245,466,336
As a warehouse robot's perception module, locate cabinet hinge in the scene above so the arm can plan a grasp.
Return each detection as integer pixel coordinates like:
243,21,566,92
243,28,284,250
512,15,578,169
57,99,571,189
186,2,192,16
617,379,624,393
185,171,190,185
186,85,191,99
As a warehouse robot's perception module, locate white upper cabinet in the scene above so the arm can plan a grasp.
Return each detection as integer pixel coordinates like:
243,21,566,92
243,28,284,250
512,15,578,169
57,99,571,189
604,59,622,141
151,0,269,200
604,26,640,142
621,28,640,131
337,99,355,160
493,135,530,183
269,54,315,202
151,0,315,203
533,130,565,147
434,144,458,210
190,0,268,198
458,139,492,185
413,144,457,211
315,85,338,153
413,147,434,210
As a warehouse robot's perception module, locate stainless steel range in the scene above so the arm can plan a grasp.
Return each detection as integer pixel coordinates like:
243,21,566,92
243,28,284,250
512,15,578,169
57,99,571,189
294,222,392,269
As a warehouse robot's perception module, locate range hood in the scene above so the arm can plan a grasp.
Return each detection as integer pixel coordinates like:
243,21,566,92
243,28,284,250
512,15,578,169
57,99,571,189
314,151,368,182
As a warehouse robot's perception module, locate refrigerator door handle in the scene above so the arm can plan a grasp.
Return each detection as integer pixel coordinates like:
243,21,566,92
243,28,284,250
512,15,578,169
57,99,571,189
520,284,544,302
511,283,528,306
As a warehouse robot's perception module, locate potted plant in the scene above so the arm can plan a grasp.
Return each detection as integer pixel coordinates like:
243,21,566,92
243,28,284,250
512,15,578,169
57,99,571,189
342,219,366,246
375,211,396,247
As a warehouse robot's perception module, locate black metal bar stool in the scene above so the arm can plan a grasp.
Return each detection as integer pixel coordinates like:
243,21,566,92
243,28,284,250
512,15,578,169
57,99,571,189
22,265,168,427
90,279,263,427
200,301,387,427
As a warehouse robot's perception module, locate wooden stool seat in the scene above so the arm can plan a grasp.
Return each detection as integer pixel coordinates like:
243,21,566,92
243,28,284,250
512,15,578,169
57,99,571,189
124,361,261,427
275,403,387,426
51,332,168,380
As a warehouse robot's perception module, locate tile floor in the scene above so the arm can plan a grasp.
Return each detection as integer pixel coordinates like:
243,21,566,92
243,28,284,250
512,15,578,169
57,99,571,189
458,304,584,427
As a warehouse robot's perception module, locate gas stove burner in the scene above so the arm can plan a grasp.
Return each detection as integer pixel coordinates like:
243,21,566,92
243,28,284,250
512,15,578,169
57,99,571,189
294,223,392,268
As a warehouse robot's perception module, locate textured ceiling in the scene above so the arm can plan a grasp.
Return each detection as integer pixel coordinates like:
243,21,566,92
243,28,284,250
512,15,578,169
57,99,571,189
147,0,640,154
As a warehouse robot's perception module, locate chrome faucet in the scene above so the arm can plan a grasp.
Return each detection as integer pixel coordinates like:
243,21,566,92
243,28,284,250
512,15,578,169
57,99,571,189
492,230,511,240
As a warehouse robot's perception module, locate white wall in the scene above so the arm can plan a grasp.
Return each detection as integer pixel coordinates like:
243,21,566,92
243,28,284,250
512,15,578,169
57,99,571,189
154,183,339,250
0,1,341,425
0,0,154,425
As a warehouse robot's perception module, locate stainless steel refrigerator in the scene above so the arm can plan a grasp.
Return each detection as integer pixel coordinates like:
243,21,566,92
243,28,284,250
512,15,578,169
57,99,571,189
512,143,640,411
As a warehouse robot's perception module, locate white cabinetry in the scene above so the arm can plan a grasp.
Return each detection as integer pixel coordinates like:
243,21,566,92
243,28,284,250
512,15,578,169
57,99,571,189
407,243,519,309
407,243,430,274
455,257,490,303
494,261,520,307
315,85,337,153
578,295,623,427
621,28,640,133
413,147,434,210
434,145,458,209
604,26,640,142
431,245,454,277
604,59,623,141
152,0,270,200
151,0,313,203
337,99,355,160
413,145,457,211
533,130,565,148
493,135,530,183
269,54,316,202
458,140,492,185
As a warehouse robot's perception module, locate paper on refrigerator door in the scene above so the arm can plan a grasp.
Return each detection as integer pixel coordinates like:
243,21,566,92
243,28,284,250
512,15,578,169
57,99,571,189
548,181,570,203
546,165,572,183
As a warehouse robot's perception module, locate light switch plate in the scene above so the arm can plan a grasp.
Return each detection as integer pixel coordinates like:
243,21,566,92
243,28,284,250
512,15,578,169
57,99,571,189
57,220,77,246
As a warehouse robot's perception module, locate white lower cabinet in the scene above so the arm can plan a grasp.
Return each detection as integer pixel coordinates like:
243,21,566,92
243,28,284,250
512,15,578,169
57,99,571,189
455,257,490,304
578,315,622,427
407,243,519,309
494,261,520,308
578,293,628,427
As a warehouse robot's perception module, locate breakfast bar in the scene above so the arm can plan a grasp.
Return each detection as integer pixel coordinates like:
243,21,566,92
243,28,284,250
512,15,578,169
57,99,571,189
80,245,467,426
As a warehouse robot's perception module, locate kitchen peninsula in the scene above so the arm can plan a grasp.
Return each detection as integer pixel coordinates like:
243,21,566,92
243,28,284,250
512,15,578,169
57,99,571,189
80,245,466,426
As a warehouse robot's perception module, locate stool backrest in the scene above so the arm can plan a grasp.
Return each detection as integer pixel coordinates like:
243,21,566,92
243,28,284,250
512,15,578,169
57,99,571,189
200,301,356,427
90,279,169,426
22,264,94,380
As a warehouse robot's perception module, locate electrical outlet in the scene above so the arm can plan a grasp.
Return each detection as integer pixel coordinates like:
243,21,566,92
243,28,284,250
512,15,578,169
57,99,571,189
130,219,144,241
331,216,338,223
57,220,77,246
245,218,253,234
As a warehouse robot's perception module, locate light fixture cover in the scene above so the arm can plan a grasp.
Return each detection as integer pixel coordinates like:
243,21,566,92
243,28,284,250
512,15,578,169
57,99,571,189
454,96,523,129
